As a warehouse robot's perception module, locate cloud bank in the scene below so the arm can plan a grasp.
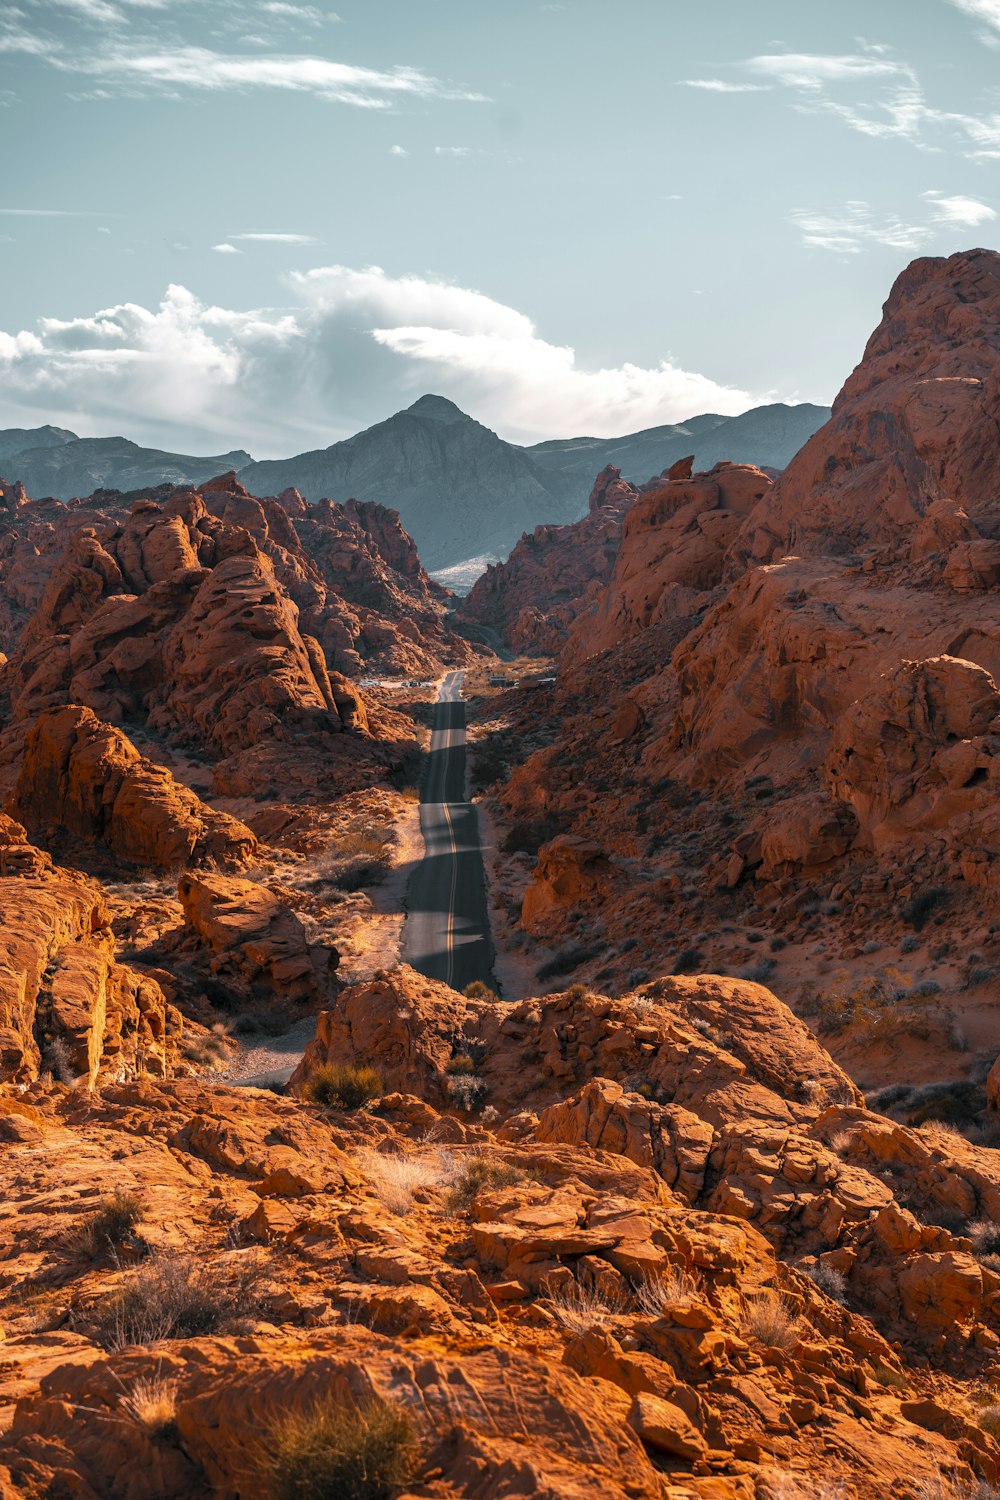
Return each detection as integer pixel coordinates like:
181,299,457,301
0,267,758,454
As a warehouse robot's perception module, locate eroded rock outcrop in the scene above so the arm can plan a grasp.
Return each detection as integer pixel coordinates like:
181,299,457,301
11,705,256,870
457,465,637,653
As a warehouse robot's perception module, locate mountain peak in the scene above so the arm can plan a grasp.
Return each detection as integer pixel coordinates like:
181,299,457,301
403,394,470,425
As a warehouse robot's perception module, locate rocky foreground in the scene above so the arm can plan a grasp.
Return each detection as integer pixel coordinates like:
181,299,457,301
3,250,1000,1497
6,958,1000,1498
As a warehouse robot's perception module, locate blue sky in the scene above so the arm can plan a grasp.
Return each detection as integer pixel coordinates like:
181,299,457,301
0,0,997,455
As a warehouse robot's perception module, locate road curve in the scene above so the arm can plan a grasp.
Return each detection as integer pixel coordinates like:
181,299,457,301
401,669,497,991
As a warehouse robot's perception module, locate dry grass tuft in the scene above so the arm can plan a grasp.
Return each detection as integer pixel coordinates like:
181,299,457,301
742,1291,801,1351
547,1281,629,1336
356,1149,453,1216
632,1266,697,1317
78,1189,144,1256
97,1253,267,1351
445,1155,525,1212
120,1375,179,1440
256,1394,420,1500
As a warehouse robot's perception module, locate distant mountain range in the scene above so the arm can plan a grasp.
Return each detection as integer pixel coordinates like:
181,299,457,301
0,431,252,500
0,395,830,569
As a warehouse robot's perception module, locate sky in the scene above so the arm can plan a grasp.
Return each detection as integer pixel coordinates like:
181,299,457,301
0,0,998,457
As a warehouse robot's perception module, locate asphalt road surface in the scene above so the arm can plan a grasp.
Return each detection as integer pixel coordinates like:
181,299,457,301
402,670,497,991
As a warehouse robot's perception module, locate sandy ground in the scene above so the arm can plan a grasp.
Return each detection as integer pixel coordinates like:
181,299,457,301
216,798,425,1089
333,800,423,985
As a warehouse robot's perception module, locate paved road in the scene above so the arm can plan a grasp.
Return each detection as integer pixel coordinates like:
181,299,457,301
402,670,497,991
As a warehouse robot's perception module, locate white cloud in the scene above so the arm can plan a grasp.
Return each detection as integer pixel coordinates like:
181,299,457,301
947,0,1000,36
212,241,242,253
0,207,113,216
923,190,997,225
789,201,929,253
389,143,408,156
2,19,486,108
234,231,317,243
0,268,759,454
434,145,470,156
66,46,485,106
746,51,912,89
740,46,1000,159
679,78,772,93
259,3,323,22
42,0,169,20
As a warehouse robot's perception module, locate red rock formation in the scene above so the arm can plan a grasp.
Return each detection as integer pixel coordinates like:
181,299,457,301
564,461,773,665
734,249,1000,565
457,465,637,653
11,705,256,871
179,870,337,1008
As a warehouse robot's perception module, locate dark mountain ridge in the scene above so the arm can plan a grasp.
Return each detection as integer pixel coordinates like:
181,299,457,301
0,395,830,569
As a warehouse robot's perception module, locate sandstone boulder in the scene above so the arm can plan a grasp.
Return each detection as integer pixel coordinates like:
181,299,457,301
11,705,256,870
179,871,336,1007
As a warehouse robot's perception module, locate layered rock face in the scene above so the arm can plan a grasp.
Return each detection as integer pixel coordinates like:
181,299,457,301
5,967,1000,1497
0,814,184,1087
733,248,1000,565
481,249,1000,1093
11,705,257,871
565,460,774,665
456,465,638,654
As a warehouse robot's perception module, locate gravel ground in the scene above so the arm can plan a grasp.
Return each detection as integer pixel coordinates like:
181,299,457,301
216,1015,318,1088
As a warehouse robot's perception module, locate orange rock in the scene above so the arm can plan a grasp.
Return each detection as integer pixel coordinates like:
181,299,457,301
11,704,256,870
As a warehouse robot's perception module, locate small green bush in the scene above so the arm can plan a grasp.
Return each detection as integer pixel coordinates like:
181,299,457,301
303,1064,382,1111
447,1156,526,1211
259,1395,419,1500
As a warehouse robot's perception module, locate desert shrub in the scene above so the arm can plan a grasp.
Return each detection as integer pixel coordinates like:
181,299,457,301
446,1074,488,1113
672,947,703,976
801,1262,847,1305
43,1036,74,1084
742,1291,800,1351
902,886,952,931
900,933,919,954
257,1395,420,1500
445,1053,475,1076
97,1254,265,1350
966,966,995,989
303,1064,382,1111
978,1404,1000,1440
969,1219,1000,1258
183,1021,232,1065
446,1156,525,1211
536,942,604,981
871,1361,908,1391
80,1189,144,1255
814,967,948,1044
120,1376,179,1440
742,958,776,984
547,1281,628,1336
906,1080,985,1127
463,980,497,1000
